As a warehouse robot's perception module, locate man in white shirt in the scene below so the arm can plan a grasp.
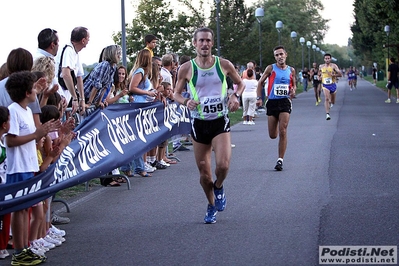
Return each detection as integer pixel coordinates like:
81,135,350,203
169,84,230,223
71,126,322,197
56,27,90,114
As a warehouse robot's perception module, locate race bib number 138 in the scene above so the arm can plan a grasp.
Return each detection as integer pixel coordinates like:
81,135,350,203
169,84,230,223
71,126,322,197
273,84,289,96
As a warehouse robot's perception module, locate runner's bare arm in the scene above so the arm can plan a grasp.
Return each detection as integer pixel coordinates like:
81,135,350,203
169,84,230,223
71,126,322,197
173,62,191,105
257,65,272,99
332,64,342,77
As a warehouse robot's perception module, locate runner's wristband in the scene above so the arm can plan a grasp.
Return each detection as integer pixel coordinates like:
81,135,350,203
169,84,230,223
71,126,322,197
183,98,189,106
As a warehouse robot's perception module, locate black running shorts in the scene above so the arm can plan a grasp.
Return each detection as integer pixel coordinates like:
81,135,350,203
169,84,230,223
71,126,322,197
191,115,231,145
266,98,292,118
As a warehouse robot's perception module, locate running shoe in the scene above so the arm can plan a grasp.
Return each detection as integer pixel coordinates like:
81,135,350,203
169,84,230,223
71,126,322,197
274,159,283,171
385,99,391,103
330,103,334,108
29,241,46,257
144,162,156,173
51,213,70,225
0,249,9,259
11,248,45,266
248,121,255,125
50,224,66,237
151,160,167,170
159,159,170,167
318,98,321,103
396,99,399,104
243,121,248,125
214,184,226,211
316,101,319,106
37,237,55,250
44,233,62,247
326,113,331,120
204,204,218,224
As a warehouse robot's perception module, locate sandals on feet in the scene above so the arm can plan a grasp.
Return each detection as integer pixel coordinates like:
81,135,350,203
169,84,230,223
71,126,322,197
138,171,152,177
108,181,121,187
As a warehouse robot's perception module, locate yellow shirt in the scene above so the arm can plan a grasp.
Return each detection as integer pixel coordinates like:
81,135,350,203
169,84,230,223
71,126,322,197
144,47,154,57
320,65,336,85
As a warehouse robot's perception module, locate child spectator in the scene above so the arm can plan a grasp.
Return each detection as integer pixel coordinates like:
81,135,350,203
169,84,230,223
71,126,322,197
5,71,60,265
0,106,10,259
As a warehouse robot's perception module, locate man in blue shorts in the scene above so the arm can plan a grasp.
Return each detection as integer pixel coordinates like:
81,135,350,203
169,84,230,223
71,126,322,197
319,53,342,120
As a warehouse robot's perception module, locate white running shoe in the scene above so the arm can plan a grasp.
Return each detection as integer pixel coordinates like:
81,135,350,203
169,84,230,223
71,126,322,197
44,233,62,247
50,224,66,237
0,249,9,259
326,113,331,120
243,121,248,125
248,121,255,125
144,162,156,173
29,241,46,256
159,159,170,167
37,238,55,250
49,231,66,243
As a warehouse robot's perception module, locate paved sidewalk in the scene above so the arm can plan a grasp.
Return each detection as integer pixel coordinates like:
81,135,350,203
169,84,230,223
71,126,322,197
16,77,399,266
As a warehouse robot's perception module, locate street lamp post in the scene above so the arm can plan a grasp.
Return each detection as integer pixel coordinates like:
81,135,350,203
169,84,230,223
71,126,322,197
275,21,283,45
312,44,316,64
255,8,264,68
121,0,127,67
300,37,305,71
316,47,320,63
290,31,297,70
306,41,311,69
385,25,390,75
215,0,221,56
385,25,390,59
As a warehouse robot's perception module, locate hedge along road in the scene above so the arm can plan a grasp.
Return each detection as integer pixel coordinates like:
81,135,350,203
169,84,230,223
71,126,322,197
21,78,399,266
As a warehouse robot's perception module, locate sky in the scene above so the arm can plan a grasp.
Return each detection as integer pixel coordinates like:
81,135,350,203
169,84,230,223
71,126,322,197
0,0,354,66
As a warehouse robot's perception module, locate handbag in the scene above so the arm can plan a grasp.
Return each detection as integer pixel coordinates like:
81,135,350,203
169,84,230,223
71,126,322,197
58,45,77,90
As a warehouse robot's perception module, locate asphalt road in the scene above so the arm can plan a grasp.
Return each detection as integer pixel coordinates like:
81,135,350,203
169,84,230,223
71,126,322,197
3,78,398,266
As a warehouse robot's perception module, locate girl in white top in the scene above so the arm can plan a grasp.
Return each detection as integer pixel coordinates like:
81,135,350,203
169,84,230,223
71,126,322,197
242,69,258,125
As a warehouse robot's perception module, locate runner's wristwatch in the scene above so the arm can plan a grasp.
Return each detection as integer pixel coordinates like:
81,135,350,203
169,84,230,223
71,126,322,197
234,93,240,99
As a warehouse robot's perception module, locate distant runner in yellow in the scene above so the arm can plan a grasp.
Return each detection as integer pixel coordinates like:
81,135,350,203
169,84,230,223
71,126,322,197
319,53,342,120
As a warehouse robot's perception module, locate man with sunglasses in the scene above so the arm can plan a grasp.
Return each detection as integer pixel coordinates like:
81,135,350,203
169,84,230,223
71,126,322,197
256,46,296,171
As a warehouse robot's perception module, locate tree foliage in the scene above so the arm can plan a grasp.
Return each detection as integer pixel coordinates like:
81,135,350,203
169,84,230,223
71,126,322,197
351,0,399,71
113,0,330,71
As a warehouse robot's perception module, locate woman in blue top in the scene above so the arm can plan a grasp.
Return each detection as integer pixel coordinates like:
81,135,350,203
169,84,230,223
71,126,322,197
125,49,157,177
128,49,157,103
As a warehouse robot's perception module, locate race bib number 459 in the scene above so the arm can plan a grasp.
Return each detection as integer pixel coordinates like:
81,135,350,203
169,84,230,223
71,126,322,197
201,96,226,114
273,84,289,96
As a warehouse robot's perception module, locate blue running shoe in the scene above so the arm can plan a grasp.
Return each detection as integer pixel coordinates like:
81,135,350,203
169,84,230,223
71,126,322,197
214,185,226,211
204,204,217,224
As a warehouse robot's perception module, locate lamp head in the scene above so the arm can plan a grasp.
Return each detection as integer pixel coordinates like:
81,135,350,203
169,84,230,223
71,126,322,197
290,31,297,40
299,37,305,45
384,25,390,35
255,8,264,19
306,41,311,48
312,44,316,50
275,21,283,31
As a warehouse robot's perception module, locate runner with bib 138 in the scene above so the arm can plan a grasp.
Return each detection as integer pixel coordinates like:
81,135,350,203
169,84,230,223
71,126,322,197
256,45,296,171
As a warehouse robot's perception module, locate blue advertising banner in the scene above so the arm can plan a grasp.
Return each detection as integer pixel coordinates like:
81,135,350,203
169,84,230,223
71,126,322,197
0,101,191,215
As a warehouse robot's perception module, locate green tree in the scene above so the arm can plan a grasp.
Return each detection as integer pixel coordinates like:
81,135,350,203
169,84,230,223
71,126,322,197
113,0,206,66
208,0,256,66
351,0,399,71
